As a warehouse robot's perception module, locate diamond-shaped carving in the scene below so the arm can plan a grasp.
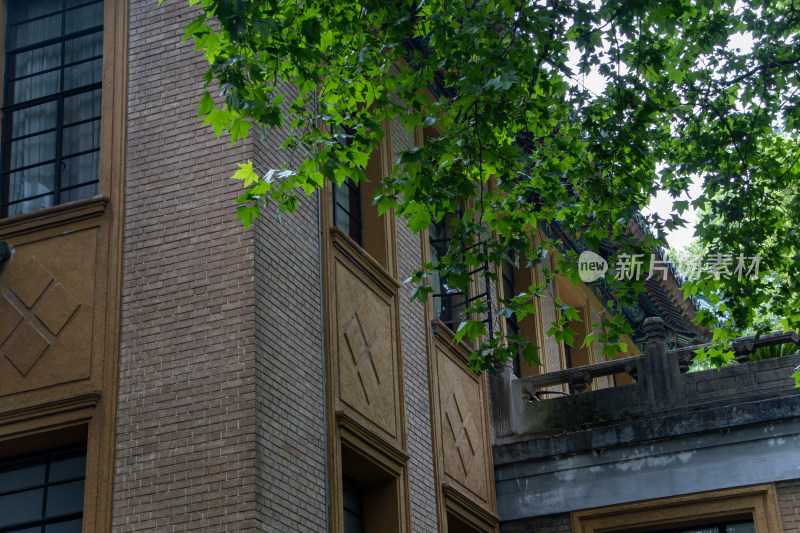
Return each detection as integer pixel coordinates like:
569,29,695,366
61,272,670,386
36,283,80,335
4,323,49,376
445,380,480,477
9,258,53,308
0,295,23,344
344,301,381,405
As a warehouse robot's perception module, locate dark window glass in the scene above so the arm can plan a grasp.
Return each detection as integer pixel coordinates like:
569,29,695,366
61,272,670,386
502,260,522,376
45,518,82,532
47,448,86,483
0,444,86,533
331,121,363,245
1,0,103,218
429,214,468,327
0,488,45,526
0,455,46,492
333,178,362,245
647,520,755,533
342,476,365,533
502,261,519,336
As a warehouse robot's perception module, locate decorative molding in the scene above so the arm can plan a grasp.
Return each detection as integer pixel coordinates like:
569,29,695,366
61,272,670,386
0,196,109,239
1,258,82,378
330,227,400,295
431,319,475,364
571,484,783,533
336,410,409,474
330,223,406,448
436,344,492,505
0,227,99,397
0,390,101,430
442,483,499,532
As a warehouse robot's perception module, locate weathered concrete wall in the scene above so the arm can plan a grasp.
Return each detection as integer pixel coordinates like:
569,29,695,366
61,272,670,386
507,318,799,436
494,319,800,522
496,411,800,519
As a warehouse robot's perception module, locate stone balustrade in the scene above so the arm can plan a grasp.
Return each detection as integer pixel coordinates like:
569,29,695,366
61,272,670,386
492,317,800,438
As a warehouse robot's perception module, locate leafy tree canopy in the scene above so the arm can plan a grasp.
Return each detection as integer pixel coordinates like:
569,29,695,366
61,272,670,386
181,0,800,372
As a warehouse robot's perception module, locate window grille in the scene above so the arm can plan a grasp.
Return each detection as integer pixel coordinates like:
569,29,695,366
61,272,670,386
429,214,494,340
429,215,469,327
331,122,363,245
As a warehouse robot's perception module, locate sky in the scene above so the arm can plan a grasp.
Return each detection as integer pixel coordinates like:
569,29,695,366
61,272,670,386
645,178,703,250
564,30,754,252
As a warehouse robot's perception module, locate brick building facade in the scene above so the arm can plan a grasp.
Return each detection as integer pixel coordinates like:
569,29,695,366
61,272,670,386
0,0,497,531
0,0,799,532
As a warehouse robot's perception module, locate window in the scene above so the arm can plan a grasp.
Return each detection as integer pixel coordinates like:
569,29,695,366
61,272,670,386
1,0,103,218
447,511,485,533
338,433,406,533
429,214,468,327
331,121,363,245
501,261,521,375
334,178,363,245
648,521,755,533
342,476,366,533
571,485,781,533
501,261,519,337
0,444,86,532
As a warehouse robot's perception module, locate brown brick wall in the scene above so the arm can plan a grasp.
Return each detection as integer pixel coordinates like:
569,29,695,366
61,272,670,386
117,10,449,529
778,479,800,532
392,121,440,531
501,514,572,533
250,119,328,530
114,0,258,530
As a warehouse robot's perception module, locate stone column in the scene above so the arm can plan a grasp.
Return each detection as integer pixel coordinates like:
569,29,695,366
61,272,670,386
642,317,682,409
488,360,515,438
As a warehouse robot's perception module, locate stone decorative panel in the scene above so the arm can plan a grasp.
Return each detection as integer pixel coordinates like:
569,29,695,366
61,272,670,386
0,229,97,396
334,250,402,444
683,355,800,405
436,344,491,504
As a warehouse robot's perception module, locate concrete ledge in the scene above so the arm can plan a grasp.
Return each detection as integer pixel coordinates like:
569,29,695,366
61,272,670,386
495,415,800,520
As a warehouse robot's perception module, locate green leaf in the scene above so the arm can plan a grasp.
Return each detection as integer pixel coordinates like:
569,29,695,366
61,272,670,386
198,91,215,118
521,343,542,366
229,118,251,145
320,30,334,49
410,284,433,304
235,205,256,229
455,320,486,344
231,161,259,186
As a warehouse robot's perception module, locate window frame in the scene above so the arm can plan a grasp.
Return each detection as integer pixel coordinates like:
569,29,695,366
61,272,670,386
333,412,411,533
0,442,87,533
333,177,363,246
429,213,469,329
571,484,783,533
648,520,755,533
0,0,104,218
